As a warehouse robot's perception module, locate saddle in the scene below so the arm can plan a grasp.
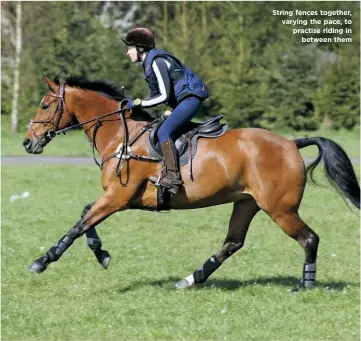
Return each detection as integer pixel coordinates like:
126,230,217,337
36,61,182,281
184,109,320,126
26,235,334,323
148,115,227,167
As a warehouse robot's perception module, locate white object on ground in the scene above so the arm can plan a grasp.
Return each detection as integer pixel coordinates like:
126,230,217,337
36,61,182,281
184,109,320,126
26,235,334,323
10,191,30,203
21,191,30,198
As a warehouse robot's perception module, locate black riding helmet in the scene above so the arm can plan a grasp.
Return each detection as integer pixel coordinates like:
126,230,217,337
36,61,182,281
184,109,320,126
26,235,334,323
121,27,155,49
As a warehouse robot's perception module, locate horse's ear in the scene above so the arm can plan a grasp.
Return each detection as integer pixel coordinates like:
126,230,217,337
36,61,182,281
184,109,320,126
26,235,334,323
43,76,57,92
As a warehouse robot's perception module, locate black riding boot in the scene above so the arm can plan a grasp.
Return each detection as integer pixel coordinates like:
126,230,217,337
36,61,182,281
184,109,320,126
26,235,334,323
158,140,183,194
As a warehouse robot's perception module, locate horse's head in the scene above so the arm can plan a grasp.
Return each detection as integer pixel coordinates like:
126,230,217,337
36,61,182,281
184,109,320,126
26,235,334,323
23,77,74,154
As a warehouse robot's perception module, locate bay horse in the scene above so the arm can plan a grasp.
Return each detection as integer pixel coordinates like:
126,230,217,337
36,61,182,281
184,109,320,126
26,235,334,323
23,76,360,292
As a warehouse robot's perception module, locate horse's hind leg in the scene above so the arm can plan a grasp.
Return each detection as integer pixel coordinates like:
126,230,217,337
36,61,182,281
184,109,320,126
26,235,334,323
175,198,260,289
271,210,319,291
82,202,111,269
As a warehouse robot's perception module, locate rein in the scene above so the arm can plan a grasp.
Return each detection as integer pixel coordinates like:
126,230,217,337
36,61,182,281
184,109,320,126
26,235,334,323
55,108,127,136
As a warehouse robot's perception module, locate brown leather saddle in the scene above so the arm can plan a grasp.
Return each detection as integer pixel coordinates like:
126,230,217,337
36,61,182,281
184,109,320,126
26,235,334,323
148,115,227,167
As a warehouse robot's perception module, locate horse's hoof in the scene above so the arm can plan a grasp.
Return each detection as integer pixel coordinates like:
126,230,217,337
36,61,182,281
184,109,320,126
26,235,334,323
101,256,111,269
28,257,47,273
175,278,193,289
98,250,111,269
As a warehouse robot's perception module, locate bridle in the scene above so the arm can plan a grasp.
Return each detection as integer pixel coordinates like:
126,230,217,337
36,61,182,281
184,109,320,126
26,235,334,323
27,83,67,143
28,82,162,181
27,82,127,144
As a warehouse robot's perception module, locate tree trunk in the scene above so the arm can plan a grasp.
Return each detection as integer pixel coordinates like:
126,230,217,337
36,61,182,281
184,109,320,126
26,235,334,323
163,2,168,46
11,2,22,133
182,1,188,54
201,2,207,36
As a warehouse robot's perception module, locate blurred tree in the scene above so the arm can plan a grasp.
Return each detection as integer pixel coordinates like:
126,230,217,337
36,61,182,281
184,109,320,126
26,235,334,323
315,5,360,130
5,2,146,126
1,2,17,118
11,1,22,133
315,48,360,130
1,1,359,133
264,44,321,131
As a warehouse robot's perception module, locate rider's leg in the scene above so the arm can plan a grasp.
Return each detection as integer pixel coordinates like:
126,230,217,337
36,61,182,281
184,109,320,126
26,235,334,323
157,96,202,194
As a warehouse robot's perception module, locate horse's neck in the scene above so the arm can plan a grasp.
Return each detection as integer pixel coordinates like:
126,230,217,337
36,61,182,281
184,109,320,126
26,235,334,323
69,90,149,157
69,90,122,155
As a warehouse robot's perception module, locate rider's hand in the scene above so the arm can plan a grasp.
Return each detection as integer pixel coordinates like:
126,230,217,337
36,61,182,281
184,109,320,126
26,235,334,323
127,98,142,109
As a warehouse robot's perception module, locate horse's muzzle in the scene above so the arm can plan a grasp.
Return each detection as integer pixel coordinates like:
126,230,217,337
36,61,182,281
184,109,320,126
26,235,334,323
22,138,44,154
23,139,32,150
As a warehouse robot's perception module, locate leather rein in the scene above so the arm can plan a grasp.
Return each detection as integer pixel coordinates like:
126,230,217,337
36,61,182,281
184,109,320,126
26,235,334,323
28,82,161,179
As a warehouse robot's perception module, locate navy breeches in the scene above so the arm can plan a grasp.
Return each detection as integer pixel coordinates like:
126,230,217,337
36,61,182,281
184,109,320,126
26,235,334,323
157,96,202,142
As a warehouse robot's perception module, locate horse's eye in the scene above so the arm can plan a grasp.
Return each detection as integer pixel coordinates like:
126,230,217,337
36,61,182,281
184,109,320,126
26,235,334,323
41,103,50,110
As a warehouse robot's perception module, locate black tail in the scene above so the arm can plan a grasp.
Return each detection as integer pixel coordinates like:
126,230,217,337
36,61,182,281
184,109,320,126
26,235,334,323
294,137,360,209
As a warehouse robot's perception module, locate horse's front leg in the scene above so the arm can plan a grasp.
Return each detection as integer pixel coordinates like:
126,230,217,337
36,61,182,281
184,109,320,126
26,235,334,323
28,192,123,274
82,202,111,269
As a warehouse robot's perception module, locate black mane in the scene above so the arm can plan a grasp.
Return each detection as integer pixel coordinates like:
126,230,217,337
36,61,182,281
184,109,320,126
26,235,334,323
54,75,125,101
54,75,155,122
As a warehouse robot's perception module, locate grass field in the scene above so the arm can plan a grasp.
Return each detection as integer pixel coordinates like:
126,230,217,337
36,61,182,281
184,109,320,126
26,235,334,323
1,116,360,159
1,163,359,341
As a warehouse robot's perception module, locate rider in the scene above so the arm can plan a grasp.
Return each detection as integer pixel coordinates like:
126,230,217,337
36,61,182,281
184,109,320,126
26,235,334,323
121,27,209,195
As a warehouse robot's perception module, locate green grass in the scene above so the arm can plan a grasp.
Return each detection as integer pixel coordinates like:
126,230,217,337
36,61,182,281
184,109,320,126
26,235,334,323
1,164,359,341
1,116,359,159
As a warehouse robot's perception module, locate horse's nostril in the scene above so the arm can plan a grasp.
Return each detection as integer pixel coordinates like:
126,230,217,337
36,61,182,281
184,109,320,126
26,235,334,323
23,139,30,147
